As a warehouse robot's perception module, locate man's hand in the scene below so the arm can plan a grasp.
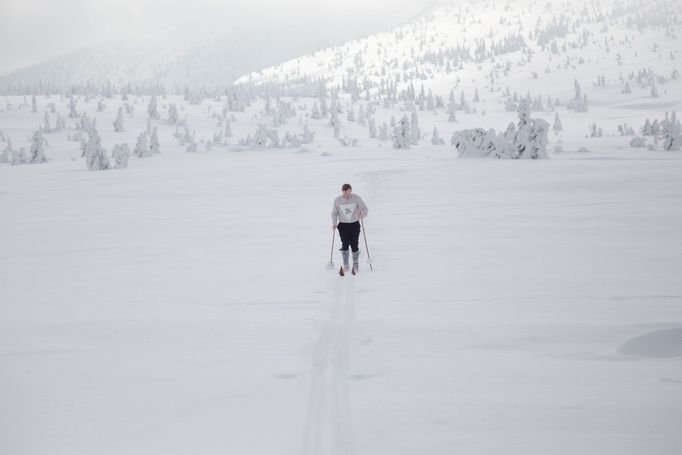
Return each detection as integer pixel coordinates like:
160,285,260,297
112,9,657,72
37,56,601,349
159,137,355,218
332,224,337,229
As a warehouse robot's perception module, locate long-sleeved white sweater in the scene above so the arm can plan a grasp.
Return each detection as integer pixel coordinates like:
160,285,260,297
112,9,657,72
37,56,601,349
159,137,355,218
331,193,369,225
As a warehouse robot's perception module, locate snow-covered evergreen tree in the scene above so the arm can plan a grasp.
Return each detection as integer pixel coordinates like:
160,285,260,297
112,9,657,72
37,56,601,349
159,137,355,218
553,112,563,132
28,129,48,164
147,95,160,120
113,107,125,132
650,81,659,98
662,111,681,151
82,124,111,170
55,114,66,132
329,108,340,129
112,144,130,169
1,137,13,163
515,100,549,159
302,124,315,144
134,132,151,157
570,79,589,112
431,127,445,145
392,116,410,149
368,118,377,138
150,127,160,154
68,94,78,118
168,104,179,124
410,110,420,145
447,101,457,122
43,112,52,133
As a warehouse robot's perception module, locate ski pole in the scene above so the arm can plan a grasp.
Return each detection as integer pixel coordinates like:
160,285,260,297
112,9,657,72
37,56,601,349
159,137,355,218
359,216,373,271
327,227,336,269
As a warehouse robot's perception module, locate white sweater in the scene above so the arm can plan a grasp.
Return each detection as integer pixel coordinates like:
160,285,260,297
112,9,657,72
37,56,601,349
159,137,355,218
331,193,369,224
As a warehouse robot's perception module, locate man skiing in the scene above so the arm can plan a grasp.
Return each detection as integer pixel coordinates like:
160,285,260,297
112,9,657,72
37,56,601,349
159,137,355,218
331,183,369,275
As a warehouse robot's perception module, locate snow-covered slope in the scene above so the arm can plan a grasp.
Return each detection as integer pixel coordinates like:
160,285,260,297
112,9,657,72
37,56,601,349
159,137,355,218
239,0,681,104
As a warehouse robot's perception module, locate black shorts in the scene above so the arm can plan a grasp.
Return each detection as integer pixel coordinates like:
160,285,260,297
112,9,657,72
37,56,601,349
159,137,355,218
337,221,361,252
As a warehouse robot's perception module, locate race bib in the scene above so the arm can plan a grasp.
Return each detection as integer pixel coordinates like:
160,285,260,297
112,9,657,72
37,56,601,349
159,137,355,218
339,203,357,222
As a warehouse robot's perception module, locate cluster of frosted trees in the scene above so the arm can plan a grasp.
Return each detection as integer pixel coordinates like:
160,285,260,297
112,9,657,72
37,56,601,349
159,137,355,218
0,129,48,165
452,100,549,159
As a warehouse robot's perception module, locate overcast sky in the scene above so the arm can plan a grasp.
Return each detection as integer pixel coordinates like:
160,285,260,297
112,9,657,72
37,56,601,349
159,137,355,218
0,0,441,75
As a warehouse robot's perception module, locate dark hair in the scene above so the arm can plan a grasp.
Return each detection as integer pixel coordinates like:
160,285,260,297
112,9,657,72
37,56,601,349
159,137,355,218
341,183,352,191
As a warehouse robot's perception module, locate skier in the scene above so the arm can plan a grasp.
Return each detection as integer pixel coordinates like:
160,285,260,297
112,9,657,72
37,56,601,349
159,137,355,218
331,183,369,274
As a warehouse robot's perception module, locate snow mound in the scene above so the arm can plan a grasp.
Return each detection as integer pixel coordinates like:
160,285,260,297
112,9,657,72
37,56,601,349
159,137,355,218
617,328,682,358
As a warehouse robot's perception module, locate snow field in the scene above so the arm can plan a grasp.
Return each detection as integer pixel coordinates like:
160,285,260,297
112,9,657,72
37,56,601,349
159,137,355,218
2,129,682,453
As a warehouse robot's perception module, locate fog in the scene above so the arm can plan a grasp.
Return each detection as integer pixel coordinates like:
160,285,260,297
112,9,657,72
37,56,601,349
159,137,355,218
0,0,441,75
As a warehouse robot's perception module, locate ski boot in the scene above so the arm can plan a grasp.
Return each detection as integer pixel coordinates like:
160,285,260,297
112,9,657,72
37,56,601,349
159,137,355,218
352,250,360,275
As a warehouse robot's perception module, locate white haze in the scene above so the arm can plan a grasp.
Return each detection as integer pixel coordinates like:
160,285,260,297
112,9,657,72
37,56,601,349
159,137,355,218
0,0,440,75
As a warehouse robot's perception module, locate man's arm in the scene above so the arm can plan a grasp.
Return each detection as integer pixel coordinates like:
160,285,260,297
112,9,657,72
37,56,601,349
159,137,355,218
331,200,339,227
357,196,369,218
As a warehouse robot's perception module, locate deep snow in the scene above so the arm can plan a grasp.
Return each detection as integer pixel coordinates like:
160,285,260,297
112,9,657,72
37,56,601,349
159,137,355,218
1,137,681,454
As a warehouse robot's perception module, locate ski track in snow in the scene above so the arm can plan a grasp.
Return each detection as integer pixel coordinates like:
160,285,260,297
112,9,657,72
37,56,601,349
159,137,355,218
302,275,356,455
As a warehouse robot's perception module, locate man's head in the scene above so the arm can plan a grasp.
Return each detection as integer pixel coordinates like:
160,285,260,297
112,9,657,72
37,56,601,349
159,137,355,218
341,183,352,197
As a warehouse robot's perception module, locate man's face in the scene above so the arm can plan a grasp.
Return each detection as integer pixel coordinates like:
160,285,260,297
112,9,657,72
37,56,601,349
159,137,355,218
342,188,352,198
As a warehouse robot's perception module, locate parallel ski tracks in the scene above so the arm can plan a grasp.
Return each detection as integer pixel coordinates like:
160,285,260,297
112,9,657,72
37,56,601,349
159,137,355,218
301,277,356,455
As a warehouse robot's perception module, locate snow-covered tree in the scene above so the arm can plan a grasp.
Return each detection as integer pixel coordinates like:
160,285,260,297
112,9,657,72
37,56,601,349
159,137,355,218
168,104,179,124
569,79,589,112
329,108,340,129
42,111,52,133
1,137,13,163
150,127,160,154
650,81,659,98
514,100,549,159
447,101,457,122
368,118,377,138
68,94,78,118
662,111,681,151
410,110,420,145
553,112,563,132
134,132,151,157
455,101,549,159
302,124,315,144
113,107,125,132
55,114,66,132
431,127,445,145
112,144,130,169
82,125,111,170
28,129,48,164
31,95,38,113
392,116,410,149
452,128,515,159
147,95,160,120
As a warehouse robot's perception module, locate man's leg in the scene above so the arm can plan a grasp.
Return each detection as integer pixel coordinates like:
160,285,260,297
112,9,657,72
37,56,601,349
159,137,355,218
351,222,361,271
338,224,351,270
